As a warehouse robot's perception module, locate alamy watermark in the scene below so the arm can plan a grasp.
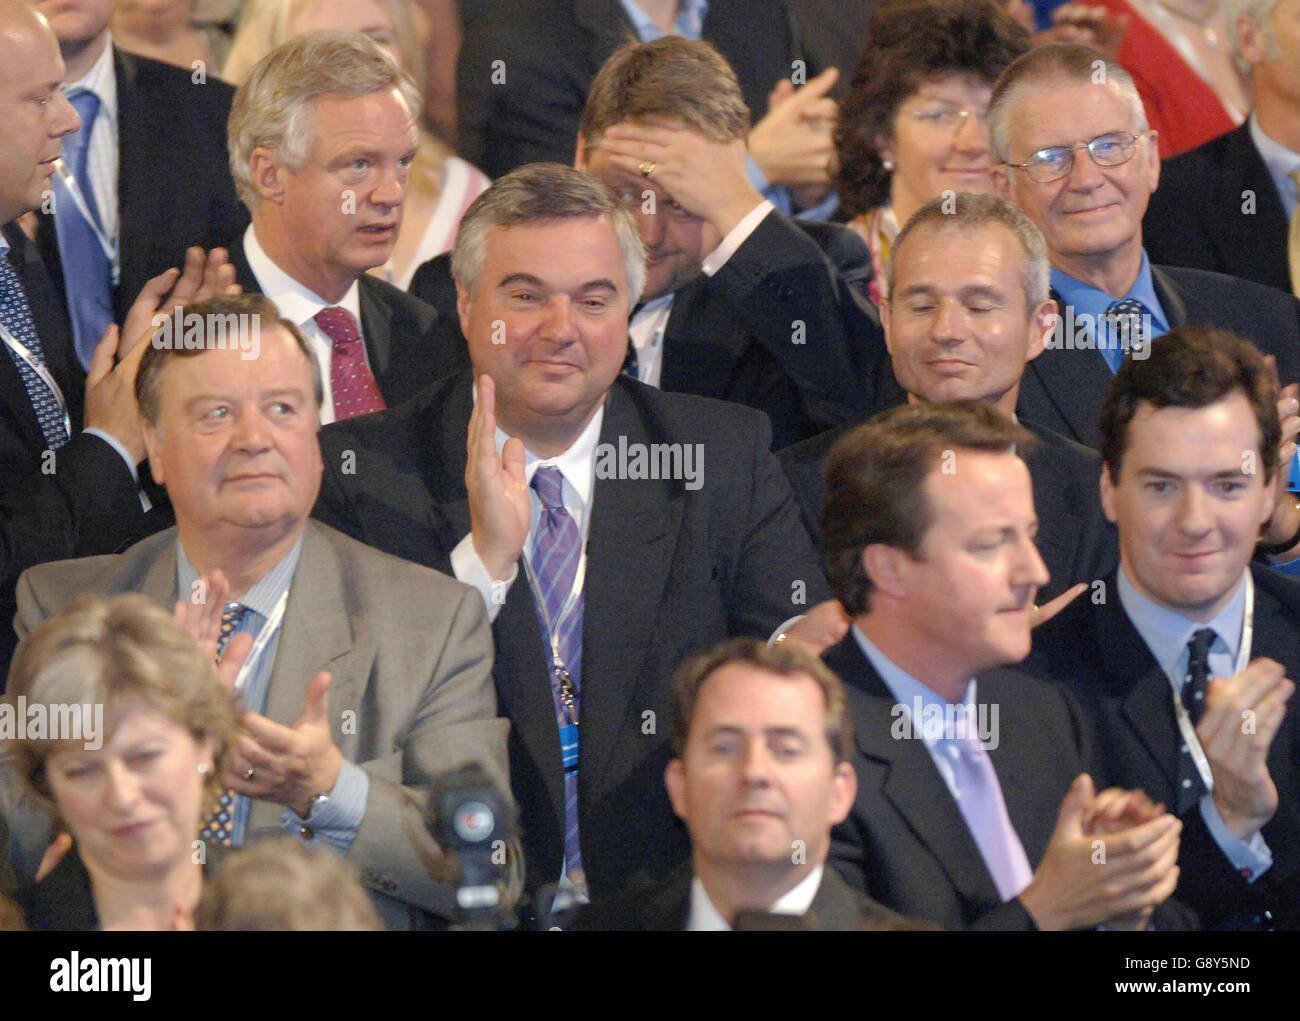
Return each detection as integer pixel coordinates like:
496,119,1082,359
0,697,103,750
890,699,1000,751
151,308,261,360
1042,308,1152,360
595,435,704,491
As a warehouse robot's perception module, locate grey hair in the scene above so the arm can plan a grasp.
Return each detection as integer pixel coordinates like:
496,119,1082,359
228,31,422,211
451,162,646,304
887,192,1050,310
987,43,1149,163
1226,0,1282,76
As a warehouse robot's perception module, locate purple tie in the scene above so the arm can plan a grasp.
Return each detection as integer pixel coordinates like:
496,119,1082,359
529,465,584,885
948,731,1034,902
314,306,386,420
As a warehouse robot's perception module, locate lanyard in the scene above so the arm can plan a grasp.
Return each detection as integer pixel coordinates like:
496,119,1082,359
1171,572,1255,792
522,551,586,726
53,159,119,272
233,589,290,697
0,318,72,438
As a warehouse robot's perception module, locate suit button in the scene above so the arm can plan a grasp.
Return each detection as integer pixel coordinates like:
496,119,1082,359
299,826,314,840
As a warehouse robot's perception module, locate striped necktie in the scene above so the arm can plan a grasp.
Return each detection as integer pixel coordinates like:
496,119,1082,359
198,603,248,846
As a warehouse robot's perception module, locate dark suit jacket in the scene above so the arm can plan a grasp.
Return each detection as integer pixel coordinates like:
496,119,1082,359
0,224,145,682
1143,124,1289,294
780,416,1117,602
1025,566,1300,930
34,47,247,325
226,234,466,410
823,633,1086,930
409,212,885,449
570,862,905,930
1017,263,1300,448
455,0,810,178
312,371,830,909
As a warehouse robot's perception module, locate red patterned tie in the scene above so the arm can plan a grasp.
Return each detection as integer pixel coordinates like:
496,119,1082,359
314,306,386,420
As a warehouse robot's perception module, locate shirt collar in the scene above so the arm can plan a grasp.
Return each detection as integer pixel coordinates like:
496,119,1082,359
1249,112,1300,202
243,224,363,329
175,533,306,620
1116,564,1248,685
1050,249,1168,330
62,32,118,125
471,381,605,514
687,865,824,930
619,0,708,40
851,624,978,757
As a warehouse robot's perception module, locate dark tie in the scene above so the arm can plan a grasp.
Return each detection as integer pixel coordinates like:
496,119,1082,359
198,602,248,847
621,341,639,379
1102,298,1149,373
314,306,386,420
529,465,584,885
0,251,70,449
1176,628,1215,813
54,89,114,370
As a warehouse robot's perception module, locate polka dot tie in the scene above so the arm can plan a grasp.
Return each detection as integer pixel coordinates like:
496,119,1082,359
1176,628,1214,814
0,252,70,450
198,603,247,847
314,306,386,420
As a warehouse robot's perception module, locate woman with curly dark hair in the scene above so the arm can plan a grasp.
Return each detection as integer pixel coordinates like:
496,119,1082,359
836,0,1031,305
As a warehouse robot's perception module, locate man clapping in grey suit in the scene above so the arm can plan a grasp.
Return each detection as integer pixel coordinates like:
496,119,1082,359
7,294,509,930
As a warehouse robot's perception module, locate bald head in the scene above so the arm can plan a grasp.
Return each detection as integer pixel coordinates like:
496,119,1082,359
0,1,80,224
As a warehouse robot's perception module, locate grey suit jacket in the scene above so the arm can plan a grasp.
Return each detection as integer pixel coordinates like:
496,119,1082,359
8,520,510,930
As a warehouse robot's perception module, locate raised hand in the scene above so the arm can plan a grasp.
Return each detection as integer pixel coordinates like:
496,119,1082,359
466,374,531,581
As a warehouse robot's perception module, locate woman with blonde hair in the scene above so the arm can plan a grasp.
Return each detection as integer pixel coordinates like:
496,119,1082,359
223,0,489,289
10,594,238,931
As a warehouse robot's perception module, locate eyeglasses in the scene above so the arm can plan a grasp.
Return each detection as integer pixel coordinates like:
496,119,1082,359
905,105,988,135
1005,131,1148,183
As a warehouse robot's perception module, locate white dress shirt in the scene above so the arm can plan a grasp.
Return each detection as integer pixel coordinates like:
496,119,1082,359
242,224,375,425
687,865,824,931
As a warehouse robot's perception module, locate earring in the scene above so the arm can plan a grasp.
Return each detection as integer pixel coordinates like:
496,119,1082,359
882,158,895,172
197,763,209,775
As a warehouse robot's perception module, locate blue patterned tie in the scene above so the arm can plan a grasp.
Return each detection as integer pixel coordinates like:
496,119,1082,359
529,465,585,886
54,89,114,370
198,603,248,846
1102,298,1149,373
0,251,70,449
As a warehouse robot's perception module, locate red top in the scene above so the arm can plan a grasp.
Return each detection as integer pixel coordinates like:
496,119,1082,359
1092,0,1239,159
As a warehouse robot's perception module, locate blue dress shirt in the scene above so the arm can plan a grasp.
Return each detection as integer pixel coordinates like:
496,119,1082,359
1050,250,1170,372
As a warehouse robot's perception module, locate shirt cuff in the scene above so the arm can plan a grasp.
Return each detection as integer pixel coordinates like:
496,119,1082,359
768,614,805,646
450,531,518,622
280,760,370,856
83,427,139,482
701,200,774,277
1199,793,1272,882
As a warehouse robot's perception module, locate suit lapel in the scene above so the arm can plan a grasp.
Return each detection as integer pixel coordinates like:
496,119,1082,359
826,637,1005,909
357,277,395,392
1023,289,1113,444
1218,125,1288,286
113,47,148,321
1150,265,1189,330
579,384,686,783
658,284,744,398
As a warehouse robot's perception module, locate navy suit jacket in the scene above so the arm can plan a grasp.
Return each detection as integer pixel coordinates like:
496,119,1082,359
312,372,830,910
1025,566,1300,929
1144,123,1289,294
1017,263,1300,448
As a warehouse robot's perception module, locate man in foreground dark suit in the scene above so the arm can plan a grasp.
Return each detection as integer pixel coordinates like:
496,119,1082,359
1143,0,1295,293
821,401,1185,930
781,193,1116,602
8,295,509,930
314,164,831,918
32,0,247,366
415,36,882,449
1027,327,1300,929
574,638,907,930
991,43,1300,450
224,32,462,423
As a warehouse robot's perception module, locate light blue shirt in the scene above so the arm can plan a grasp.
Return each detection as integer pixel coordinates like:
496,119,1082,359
177,535,369,855
1050,250,1170,372
616,0,839,220
1116,567,1272,880
1248,112,1300,223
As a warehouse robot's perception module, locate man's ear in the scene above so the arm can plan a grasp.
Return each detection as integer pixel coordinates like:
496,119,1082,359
1026,297,1057,363
861,543,909,601
1236,13,1268,68
879,295,893,354
1099,465,1118,524
664,758,688,822
455,277,474,341
574,132,588,171
142,418,164,485
250,146,287,204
